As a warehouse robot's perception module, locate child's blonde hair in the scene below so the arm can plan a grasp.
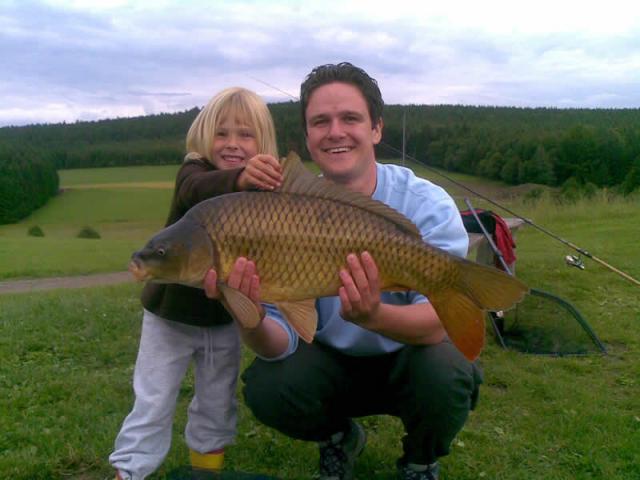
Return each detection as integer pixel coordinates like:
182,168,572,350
185,87,278,163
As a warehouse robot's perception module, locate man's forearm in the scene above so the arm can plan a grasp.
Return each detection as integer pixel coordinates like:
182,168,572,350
239,316,290,358
361,302,446,345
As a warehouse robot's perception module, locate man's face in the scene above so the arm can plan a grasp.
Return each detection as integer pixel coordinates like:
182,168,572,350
304,82,382,187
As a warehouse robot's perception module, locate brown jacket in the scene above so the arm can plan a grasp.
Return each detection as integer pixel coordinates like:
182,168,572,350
140,157,243,326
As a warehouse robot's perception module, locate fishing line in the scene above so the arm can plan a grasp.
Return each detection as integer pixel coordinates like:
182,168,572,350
248,76,640,288
248,75,299,101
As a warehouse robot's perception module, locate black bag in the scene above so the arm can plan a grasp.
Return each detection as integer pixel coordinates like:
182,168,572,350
460,208,496,235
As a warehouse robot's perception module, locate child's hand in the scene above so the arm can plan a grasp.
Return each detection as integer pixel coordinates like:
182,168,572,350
236,154,283,191
203,259,266,324
203,269,221,299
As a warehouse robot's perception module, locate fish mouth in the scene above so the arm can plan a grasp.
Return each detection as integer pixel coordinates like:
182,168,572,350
128,259,150,282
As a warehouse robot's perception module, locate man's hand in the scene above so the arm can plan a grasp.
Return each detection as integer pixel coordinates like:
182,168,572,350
338,251,381,326
236,154,283,191
203,257,265,321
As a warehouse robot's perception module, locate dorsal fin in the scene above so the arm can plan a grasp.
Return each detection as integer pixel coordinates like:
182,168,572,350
278,151,421,238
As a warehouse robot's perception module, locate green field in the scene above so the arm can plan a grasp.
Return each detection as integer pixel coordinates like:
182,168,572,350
1,163,639,479
0,166,177,279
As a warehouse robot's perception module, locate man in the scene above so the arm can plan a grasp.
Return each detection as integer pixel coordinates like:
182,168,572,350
205,62,482,480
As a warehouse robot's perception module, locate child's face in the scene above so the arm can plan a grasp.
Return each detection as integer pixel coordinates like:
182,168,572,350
211,117,259,170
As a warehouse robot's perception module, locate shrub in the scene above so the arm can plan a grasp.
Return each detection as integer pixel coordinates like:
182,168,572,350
523,187,545,203
27,225,45,237
560,178,601,202
560,177,583,202
582,181,598,199
77,226,101,239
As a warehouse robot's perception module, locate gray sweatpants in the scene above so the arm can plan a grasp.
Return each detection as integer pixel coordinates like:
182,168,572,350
110,309,241,480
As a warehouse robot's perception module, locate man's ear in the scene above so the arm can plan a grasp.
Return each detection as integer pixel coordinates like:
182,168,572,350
372,118,383,145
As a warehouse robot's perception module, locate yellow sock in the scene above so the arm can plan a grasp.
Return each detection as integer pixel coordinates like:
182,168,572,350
190,448,225,471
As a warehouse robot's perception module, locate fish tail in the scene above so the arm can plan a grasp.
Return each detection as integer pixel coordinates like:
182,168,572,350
456,260,529,311
429,289,486,361
428,260,528,361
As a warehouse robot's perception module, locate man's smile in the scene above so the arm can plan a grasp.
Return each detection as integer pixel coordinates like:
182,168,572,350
323,146,354,154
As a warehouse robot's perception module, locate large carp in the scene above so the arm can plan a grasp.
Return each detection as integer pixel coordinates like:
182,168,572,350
129,152,528,360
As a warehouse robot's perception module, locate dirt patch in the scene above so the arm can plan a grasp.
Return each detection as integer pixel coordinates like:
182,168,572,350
0,271,133,295
498,183,556,199
67,181,174,189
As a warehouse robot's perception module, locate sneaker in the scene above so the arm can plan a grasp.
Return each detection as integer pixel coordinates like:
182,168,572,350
318,420,367,480
397,461,440,480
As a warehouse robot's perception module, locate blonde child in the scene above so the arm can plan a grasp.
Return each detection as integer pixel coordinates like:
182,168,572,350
110,87,282,480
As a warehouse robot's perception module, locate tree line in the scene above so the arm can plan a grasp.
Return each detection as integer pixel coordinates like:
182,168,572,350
0,144,59,224
1,103,639,224
378,105,640,194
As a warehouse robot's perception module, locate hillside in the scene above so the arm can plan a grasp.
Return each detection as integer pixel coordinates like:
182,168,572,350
1,103,639,224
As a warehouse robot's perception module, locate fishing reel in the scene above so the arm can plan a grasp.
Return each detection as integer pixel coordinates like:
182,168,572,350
565,254,585,270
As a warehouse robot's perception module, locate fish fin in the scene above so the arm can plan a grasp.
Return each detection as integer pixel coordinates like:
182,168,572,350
427,259,528,360
381,284,411,292
218,284,262,329
275,299,318,343
279,151,421,238
430,289,486,361
456,259,529,311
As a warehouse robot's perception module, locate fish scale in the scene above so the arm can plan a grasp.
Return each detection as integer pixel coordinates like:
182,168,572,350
194,191,452,302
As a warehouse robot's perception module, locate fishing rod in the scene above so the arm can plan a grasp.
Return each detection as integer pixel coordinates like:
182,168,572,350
382,143,640,288
249,76,640,288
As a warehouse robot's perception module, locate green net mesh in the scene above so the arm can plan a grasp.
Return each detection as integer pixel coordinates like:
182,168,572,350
490,289,606,356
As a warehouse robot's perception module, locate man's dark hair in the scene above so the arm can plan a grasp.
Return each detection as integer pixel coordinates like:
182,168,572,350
300,62,384,133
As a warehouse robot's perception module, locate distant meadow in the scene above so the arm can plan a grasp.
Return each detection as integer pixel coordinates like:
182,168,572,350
0,165,178,279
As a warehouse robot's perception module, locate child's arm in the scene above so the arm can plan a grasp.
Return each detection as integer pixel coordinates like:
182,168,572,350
174,160,244,210
236,154,283,191
173,154,282,214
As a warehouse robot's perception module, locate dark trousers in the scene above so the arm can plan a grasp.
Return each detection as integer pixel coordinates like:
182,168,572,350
242,340,483,464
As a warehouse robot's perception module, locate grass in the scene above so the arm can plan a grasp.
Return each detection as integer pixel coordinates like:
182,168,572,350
1,265,638,479
1,162,639,478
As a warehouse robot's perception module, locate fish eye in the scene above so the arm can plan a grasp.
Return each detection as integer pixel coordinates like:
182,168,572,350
156,247,166,257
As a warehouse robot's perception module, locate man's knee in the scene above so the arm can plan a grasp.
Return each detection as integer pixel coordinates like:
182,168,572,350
405,341,483,409
242,356,335,441
241,359,285,424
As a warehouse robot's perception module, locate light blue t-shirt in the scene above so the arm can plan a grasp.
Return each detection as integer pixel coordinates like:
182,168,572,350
263,162,468,360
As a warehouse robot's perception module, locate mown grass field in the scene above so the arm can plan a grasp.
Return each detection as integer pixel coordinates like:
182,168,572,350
1,162,639,479
0,166,178,279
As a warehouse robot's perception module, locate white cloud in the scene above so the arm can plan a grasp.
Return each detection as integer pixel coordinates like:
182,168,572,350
0,0,639,127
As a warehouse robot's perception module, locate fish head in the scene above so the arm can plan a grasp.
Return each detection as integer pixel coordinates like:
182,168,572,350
129,217,214,288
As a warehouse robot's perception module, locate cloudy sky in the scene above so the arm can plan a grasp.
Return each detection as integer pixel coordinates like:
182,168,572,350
1,0,639,127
